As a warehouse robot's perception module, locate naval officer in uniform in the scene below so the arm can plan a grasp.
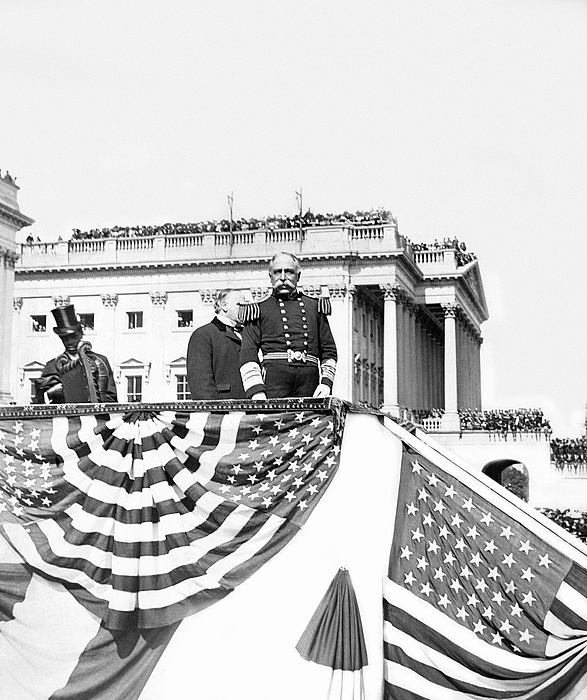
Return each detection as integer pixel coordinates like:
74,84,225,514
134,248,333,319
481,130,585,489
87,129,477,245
239,252,337,399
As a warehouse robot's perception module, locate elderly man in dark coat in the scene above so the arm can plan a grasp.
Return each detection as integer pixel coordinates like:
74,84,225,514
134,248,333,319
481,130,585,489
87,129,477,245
34,304,118,404
187,289,246,400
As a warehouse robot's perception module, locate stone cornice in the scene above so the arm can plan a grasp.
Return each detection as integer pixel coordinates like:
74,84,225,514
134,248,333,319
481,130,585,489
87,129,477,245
423,272,488,324
0,201,34,230
15,250,406,278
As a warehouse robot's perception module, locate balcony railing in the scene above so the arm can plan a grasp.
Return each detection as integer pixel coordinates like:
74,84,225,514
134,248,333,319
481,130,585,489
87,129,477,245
17,224,409,270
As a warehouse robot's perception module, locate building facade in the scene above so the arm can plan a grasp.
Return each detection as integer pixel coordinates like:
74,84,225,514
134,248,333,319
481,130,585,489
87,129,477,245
11,222,488,424
0,172,34,404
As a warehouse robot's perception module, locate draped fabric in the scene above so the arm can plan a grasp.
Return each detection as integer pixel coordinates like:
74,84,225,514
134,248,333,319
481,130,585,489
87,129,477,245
0,401,345,630
296,567,368,671
382,417,587,700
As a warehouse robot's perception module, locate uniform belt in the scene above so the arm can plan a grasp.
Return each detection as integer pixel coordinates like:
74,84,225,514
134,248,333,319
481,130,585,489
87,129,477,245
263,350,319,365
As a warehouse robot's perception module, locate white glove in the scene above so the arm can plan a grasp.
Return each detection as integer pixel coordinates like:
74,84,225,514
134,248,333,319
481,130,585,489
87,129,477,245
312,384,331,398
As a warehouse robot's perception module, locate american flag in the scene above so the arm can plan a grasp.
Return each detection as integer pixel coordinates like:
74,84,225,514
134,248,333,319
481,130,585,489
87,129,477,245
384,424,587,700
0,406,342,631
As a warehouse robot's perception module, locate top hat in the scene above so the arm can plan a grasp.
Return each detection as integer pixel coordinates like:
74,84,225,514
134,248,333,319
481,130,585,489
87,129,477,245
52,304,82,336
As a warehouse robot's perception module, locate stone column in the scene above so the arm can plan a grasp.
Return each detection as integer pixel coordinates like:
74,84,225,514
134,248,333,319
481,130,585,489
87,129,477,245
101,294,119,386
473,331,483,409
380,284,400,416
407,299,417,411
401,298,411,408
0,249,18,403
149,292,168,401
414,312,423,410
329,284,351,401
442,303,460,431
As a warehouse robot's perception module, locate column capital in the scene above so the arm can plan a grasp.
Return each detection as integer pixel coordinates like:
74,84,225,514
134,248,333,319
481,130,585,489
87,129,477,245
13,297,23,312
441,302,459,318
101,293,119,308
327,284,348,299
250,287,272,301
150,292,168,307
379,283,407,303
199,289,217,305
1,245,19,268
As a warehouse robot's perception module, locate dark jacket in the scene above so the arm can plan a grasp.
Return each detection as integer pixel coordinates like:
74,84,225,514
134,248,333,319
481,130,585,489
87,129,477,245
187,316,245,400
239,291,337,398
36,346,118,403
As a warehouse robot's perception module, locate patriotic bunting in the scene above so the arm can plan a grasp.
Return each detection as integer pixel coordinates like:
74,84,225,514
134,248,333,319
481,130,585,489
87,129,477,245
0,402,344,632
383,420,587,700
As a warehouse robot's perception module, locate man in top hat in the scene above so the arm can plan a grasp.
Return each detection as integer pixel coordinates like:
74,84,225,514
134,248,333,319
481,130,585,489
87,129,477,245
34,304,118,404
239,252,337,399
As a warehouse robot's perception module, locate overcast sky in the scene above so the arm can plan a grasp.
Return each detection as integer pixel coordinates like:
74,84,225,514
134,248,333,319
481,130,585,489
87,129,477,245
1,0,585,436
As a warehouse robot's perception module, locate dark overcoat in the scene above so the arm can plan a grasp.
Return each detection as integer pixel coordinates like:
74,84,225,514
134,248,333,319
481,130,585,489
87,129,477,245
187,317,245,400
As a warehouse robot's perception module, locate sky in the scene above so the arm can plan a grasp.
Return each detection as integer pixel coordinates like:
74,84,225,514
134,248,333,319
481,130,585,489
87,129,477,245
0,0,585,436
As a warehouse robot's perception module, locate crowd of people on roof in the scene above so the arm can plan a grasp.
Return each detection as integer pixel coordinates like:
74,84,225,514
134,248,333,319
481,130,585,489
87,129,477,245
539,508,587,542
69,209,397,241
550,436,587,469
458,408,552,435
411,237,477,266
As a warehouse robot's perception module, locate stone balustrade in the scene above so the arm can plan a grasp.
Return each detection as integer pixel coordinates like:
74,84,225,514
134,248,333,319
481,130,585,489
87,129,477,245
16,223,470,273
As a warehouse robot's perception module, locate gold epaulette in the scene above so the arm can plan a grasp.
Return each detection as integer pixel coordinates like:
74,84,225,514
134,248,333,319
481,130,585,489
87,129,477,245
317,296,332,316
238,302,260,324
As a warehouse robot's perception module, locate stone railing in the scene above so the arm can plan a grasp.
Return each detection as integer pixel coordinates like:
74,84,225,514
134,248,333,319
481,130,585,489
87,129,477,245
16,224,476,277
17,224,411,270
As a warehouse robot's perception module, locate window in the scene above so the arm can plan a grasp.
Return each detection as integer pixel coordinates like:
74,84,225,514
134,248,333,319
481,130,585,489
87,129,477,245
176,310,193,328
31,315,46,333
127,311,143,330
176,374,190,400
79,313,94,332
29,378,39,403
127,375,143,402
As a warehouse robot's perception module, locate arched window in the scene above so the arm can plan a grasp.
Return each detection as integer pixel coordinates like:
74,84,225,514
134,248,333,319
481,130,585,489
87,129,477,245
482,459,529,502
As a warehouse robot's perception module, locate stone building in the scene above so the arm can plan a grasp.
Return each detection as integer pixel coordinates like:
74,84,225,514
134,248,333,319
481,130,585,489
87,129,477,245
11,220,488,429
0,171,34,404
5,206,586,509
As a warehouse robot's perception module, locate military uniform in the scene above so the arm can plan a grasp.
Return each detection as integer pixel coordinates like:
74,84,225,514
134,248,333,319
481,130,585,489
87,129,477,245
239,291,337,398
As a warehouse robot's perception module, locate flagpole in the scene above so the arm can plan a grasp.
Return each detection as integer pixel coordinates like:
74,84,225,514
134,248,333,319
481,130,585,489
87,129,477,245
227,192,234,252
295,187,303,252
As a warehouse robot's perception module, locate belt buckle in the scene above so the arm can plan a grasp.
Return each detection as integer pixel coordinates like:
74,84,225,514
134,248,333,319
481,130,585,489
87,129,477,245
287,349,307,363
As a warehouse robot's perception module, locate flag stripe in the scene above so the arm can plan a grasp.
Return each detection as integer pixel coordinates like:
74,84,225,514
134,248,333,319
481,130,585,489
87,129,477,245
384,582,563,675
381,417,587,700
1,406,342,629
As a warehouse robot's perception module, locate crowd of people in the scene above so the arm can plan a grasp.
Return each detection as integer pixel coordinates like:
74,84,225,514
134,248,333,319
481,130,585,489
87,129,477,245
550,436,587,469
458,408,552,435
409,408,552,435
69,209,397,241
411,408,445,422
29,209,479,268
539,508,587,543
411,237,477,266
